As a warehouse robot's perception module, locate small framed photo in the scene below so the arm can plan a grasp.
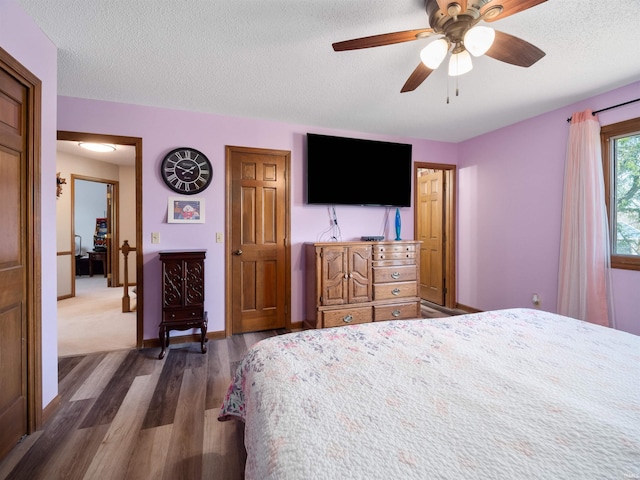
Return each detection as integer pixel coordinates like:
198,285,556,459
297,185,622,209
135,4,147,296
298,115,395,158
167,197,205,224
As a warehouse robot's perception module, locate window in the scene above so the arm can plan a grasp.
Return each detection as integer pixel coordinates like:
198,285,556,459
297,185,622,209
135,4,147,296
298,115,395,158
601,117,640,270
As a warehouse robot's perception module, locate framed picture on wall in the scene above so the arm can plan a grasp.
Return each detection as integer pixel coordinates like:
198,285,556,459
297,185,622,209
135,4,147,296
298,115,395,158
167,197,205,224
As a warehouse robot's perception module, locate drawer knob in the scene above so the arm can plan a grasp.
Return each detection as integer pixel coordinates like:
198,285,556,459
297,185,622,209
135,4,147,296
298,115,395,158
392,310,401,317
392,288,401,296
391,272,400,279
343,315,353,323
191,312,196,316
171,314,176,318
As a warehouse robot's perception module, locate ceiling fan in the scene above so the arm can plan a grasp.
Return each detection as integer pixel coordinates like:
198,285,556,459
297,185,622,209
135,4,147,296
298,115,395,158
332,0,547,93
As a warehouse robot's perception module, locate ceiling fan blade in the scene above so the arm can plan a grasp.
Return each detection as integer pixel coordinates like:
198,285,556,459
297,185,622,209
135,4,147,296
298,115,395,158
485,30,545,67
481,0,547,22
332,28,434,51
401,63,434,93
435,1,468,15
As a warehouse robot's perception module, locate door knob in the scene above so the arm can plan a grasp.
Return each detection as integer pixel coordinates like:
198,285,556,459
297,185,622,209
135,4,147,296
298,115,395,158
234,249,243,256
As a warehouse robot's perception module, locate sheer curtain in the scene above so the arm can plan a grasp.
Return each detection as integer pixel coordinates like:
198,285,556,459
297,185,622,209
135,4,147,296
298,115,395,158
557,110,613,327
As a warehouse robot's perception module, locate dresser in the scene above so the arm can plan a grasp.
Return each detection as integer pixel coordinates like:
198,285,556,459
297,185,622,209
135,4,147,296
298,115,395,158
305,240,421,329
158,250,208,359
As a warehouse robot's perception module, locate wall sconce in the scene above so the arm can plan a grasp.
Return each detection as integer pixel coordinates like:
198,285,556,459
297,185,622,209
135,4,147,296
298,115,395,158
56,172,66,198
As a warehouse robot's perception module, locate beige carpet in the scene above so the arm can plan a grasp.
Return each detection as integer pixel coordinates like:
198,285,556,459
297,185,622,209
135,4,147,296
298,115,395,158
57,276,137,357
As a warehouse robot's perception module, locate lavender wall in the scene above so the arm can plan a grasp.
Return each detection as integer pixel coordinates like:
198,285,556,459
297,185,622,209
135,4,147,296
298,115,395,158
0,0,58,405
56,97,457,340
458,80,640,335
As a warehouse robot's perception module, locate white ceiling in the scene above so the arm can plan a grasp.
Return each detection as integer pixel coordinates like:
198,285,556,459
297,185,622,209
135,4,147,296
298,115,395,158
17,0,640,143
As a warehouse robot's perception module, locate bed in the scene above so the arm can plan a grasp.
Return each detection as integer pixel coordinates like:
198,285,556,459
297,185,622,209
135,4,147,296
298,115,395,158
218,308,640,479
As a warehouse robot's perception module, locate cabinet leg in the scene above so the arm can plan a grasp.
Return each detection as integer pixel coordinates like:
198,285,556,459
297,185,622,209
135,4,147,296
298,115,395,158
200,322,208,354
158,326,168,359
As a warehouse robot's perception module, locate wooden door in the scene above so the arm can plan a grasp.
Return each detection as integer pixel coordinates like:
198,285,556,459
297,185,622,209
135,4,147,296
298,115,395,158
319,246,348,306
417,169,445,304
347,245,372,303
228,146,290,334
0,68,29,460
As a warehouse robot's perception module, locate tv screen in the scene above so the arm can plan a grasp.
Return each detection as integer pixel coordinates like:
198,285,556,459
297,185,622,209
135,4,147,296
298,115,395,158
306,133,412,207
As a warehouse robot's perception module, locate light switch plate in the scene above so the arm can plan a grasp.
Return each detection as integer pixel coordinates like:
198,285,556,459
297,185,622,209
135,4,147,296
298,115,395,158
216,232,223,243
151,232,160,244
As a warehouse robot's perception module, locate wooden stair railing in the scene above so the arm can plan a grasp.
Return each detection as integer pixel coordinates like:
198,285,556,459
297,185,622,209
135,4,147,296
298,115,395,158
121,240,137,312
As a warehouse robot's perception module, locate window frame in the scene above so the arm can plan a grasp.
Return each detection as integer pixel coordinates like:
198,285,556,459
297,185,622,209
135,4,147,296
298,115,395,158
601,116,640,271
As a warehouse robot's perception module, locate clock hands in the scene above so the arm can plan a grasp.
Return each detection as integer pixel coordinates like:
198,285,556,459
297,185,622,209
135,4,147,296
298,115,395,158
175,162,197,175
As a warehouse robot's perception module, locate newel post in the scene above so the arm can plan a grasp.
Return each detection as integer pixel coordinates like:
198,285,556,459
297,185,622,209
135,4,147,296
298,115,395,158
121,240,131,312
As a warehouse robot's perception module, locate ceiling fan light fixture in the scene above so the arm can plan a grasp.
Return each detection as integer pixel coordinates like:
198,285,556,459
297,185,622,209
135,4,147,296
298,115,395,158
78,142,117,153
420,38,449,69
448,49,473,76
464,26,495,57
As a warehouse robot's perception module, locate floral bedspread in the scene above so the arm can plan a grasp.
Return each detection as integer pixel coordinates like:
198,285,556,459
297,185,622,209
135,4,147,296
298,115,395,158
219,308,640,480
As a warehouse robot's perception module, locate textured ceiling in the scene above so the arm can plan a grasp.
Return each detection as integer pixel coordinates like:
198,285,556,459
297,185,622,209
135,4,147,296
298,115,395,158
17,0,640,143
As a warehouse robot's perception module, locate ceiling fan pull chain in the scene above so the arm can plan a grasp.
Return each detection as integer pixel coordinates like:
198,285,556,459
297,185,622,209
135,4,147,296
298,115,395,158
456,74,460,97
446,76,450,104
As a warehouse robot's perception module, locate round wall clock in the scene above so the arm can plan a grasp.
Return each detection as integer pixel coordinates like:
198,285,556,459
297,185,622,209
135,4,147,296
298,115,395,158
160,147,213,195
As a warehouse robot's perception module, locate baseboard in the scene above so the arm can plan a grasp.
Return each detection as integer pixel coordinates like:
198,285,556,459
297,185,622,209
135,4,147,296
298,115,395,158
42,395,61,426
454,303,482,314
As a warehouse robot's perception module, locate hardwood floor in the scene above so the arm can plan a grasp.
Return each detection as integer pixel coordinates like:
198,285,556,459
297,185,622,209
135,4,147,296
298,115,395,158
0,306,453,480
0,331,282,480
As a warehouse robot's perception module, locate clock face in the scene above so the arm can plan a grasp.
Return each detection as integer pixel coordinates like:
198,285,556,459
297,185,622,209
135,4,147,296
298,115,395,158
160,148,213,195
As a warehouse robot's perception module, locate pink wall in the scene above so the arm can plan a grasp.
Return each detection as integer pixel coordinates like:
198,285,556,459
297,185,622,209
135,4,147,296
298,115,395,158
0,0,58,405
2,0,638,420
56,97,457,340
458,80,640,335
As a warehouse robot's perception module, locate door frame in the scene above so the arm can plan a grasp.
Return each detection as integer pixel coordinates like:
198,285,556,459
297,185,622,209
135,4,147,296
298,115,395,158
70,175,119,291
57,131,144,348
414,162,457,309
0,47,42,433
224,145,292,336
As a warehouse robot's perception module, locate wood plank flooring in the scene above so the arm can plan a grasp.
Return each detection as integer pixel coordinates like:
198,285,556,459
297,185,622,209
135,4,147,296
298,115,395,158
0,306,454,480
0,331,282,480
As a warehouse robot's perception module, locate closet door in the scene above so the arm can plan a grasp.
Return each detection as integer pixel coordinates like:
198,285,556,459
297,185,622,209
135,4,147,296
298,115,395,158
0,67,28,461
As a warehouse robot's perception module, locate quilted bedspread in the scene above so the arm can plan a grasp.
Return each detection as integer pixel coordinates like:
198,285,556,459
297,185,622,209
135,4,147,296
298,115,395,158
219,308,640,479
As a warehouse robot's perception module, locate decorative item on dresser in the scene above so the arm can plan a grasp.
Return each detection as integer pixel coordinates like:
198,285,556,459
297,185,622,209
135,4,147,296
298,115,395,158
305,240,421,329
158,250,208,359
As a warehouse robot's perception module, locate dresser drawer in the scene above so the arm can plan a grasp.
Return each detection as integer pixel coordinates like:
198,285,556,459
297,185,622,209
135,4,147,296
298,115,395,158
372,244,415,262
322,306,372,328
374,302,420,321
163,306,204,323
372,265,416,283
373,244,416,255
373,281,417,300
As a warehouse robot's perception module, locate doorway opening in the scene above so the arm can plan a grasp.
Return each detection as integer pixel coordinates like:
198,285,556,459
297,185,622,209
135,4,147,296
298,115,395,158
56,131,143,354
414,162,456,309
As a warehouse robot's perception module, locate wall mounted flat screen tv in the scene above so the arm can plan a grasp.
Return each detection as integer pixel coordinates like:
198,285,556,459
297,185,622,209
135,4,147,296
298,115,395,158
306,133,412,207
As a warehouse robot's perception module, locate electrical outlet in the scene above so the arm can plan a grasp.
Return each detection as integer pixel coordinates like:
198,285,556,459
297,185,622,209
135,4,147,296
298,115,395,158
532,293,540,307
151,232,160,244
216,232,223,243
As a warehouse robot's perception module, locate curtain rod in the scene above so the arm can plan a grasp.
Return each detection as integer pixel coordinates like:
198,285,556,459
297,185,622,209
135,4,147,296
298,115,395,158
566,97,640,123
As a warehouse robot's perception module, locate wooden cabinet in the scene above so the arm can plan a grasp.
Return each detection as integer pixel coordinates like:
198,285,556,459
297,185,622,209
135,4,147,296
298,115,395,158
158,250,208,359
305,241,421,329
317,244,372,306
